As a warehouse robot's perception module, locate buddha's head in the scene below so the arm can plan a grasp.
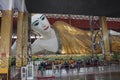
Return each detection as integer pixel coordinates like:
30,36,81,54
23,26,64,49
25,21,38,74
31,14,51,36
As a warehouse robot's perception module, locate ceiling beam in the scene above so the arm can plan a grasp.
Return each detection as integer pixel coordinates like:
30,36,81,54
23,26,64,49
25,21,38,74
25,0,120,17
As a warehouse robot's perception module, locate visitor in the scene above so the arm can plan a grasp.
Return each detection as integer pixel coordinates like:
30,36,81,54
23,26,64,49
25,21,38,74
77,61,81,73
64,61,69,74
38,62,44,77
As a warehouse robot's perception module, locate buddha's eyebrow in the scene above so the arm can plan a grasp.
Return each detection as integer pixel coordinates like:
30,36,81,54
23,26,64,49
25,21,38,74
40,15,44,19
33,20,39,24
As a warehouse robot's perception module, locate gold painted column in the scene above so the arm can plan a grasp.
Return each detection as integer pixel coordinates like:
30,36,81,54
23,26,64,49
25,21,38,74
0,10,13,80
22,13,29,66
101,16,111,61
16,12,24,68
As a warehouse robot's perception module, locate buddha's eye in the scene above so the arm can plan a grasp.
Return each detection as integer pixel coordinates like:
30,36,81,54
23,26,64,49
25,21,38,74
40,15,45,21
41,16,45,20
34,22,39,26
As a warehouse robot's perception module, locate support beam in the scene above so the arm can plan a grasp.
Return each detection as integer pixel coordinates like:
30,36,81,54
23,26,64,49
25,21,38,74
101,16,111,61
28,14,32,62
89,16,95,57
0,10,13,80
89,16,102,58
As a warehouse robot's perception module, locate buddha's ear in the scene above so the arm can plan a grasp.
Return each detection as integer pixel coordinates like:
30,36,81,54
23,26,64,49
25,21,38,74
31,13,44,16
31,13,35,16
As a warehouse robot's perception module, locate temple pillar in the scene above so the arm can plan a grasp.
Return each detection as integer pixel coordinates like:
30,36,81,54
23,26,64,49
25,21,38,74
22,13,29,66
16,12,24,68
0,10,13,80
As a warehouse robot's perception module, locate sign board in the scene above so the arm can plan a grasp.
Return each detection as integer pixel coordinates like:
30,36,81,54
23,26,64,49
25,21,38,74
21,67,27,80
26,62,34,80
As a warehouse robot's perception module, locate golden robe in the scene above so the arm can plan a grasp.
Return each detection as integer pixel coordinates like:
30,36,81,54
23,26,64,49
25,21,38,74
52,21,120,54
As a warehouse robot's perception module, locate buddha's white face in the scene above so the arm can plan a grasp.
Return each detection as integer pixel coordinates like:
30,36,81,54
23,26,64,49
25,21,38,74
31,14,51,35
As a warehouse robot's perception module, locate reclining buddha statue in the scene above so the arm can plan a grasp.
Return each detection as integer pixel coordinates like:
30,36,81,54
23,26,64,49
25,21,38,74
31,14,120,54
31,14,92,54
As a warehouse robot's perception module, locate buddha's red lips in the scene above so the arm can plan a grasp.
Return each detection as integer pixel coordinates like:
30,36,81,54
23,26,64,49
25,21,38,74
44,26,49,30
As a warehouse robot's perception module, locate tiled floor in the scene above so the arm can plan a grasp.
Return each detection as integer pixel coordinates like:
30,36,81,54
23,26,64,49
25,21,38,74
11,65,120,80
36,65,120,80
